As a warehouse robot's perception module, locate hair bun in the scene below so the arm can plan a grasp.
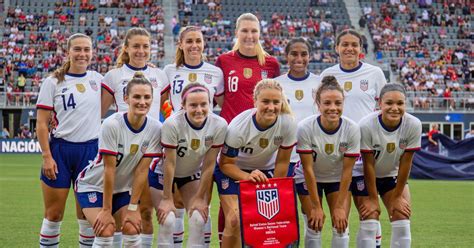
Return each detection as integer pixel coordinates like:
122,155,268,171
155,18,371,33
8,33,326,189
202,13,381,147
133,71,145,79
321,75,338,86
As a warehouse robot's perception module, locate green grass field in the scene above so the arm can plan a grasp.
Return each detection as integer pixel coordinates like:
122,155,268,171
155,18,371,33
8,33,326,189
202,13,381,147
1,154,473,247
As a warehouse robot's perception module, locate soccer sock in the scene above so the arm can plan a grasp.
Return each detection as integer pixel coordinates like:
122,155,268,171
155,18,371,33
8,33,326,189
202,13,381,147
376,220,382,248
157,211,176,248
140,233,153,248
356,219,378,248
173,208,185,247
92,236,113,248
303,214,322,248
112,232,122,248
78,219,95,247
218,206,225,246
331,227,349,248
204,207,212,248
123,234,141,247
39,218,61,248
188,210,206,247
391,220,411,248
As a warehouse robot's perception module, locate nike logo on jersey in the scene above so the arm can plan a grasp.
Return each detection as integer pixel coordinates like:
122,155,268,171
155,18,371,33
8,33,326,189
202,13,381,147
178,139,186,143
61,87,68,93
175,75,181,79
229,70,236,75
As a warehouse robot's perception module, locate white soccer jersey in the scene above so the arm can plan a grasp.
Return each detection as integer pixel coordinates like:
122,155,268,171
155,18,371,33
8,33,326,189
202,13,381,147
321,62,387,176
276,72,321,162
222,109,297,171
37,71,103,142
75,113,162,194
163,62,224,112
294,115,360,183
359,112,422,178
156,110,227,177
101,64,168,119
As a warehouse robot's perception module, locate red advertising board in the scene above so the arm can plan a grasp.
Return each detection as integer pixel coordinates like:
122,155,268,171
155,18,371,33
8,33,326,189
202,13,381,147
238,177,299,248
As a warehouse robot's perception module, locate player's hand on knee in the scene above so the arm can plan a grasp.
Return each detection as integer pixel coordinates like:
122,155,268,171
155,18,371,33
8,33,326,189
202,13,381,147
390,196,411,219
93,209,115,236
122,210,142,234
308,206,325,232
42,156,58,180
360,198,380,220
157,198,176,225
332,207,348,234
248,169,268,183
189,197,209,223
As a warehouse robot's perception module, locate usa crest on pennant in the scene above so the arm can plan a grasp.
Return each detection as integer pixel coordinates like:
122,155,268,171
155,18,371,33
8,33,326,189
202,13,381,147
256,188,280,220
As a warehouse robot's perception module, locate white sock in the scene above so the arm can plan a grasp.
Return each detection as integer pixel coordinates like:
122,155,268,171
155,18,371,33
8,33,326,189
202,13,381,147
356,220,378,248
204,207,212,248
123,234,141,247
157,212,176,248
39,218,61,248
331,227,349,248
78,219,95,247
93,236,113,247
376,220,382,247
187,210,205,247
113,232,122,248
140,233,153,248
391,220,411,248
303,214,322,248
173,208,185,247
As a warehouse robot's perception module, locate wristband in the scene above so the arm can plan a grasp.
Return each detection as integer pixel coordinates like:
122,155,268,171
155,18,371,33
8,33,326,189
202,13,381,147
127,203,138,211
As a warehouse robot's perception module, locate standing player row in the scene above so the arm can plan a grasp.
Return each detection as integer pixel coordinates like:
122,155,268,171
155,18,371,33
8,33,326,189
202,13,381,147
35,13,420,248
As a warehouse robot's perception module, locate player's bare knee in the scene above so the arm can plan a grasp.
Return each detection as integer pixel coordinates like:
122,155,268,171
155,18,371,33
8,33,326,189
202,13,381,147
140,207,153,222
122,221,140,235
98,224,115,237
225,212,239,231
45,209,64,222
390,211,410,222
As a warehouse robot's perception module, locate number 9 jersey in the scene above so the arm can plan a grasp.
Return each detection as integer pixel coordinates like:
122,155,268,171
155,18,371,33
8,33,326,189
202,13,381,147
36,71,103,142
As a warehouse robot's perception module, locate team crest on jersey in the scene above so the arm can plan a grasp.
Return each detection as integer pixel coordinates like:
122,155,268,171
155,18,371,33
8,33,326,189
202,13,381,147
259,138,269,148
257,188,280,220
76,84,86,93
325,144,334,155
89,80,98,91
261,70,268,79
141,141,149,154
191,139,200,150
130,144,139,154
295,90,304,101
399,139,408,149
204,73,213,84
273,136,283,146
149,78,158,88
243,68,253,79
339,142,349,153
344,81,352,92
204,135,213,147
360,79,369,91
87,192,97,203
188,73,197,82
221,178,229,190
386,143,396,153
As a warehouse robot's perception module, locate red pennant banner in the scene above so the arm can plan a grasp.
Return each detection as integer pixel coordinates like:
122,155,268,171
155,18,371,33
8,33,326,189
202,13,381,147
238,177,300,248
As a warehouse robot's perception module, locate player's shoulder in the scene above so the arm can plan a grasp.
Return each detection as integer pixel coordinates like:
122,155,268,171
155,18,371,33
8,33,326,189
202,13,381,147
41,75,58,86
298,114,318,129
87,70,104,80
103,112,123,128
146,115,163,130
320,64,340,75
361,62,384,74
163,63,176,73
229,109,254,128
403,112,421,127
265,55,279,64
358,111,379,127
208,112,228,128
341,115,359,129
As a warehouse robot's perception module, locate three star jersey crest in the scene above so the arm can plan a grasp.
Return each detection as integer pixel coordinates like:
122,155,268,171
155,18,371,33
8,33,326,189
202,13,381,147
256,187,280,220
360,79,369,91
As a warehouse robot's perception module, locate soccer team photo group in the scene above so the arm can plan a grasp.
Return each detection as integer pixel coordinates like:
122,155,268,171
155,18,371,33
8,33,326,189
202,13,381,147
1,0,473,247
